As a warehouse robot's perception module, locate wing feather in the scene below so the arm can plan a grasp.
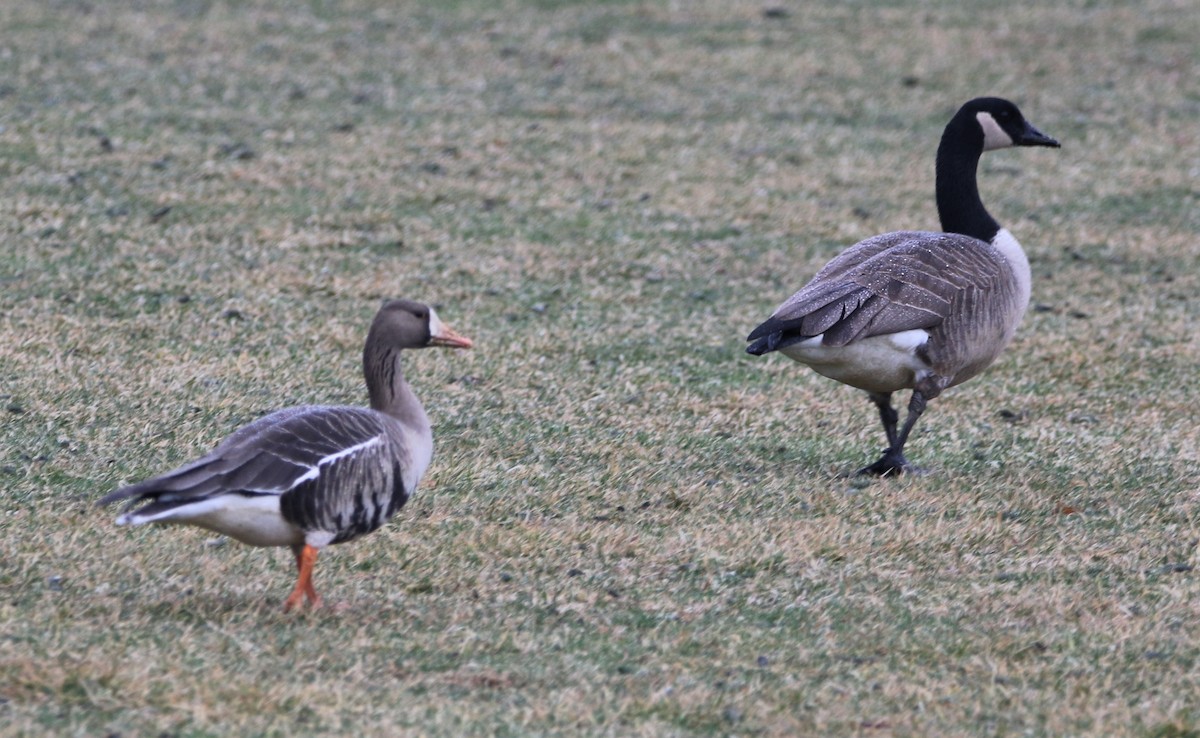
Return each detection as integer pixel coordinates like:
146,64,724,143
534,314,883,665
748,231,1007,352
100,406,394,514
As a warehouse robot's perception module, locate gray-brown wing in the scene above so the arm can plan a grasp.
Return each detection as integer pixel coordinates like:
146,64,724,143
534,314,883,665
99,406,401,525
747,231,1007,352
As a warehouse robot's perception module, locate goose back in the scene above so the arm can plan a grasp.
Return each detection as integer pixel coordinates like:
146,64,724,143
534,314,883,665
748,229,1029,393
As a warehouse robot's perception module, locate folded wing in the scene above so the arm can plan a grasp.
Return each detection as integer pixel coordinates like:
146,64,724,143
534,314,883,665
747,231,1005,353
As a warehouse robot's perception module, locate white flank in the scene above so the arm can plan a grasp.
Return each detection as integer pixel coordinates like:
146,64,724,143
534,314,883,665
976,111,1013,151
286,435,384,490
305,530,337,548
118,494,303,547
886,328,931,352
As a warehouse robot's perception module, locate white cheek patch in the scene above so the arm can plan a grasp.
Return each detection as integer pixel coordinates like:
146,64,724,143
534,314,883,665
427,307,445,340
977,111,1013,151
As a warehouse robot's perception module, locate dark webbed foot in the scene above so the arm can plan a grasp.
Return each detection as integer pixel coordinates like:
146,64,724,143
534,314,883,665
857,449,924,477
858,389,935,477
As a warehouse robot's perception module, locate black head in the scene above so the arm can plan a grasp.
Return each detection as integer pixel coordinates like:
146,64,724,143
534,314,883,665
369,299,473,351
957,97,1060,152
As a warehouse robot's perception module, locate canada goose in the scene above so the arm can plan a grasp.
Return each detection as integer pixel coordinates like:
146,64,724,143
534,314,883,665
746,97,1059,475
99,299,473,610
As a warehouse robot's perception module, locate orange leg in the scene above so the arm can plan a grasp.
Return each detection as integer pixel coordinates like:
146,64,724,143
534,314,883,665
283,544,323,612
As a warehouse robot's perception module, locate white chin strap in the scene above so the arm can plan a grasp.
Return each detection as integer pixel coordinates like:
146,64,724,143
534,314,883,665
976,111,1014,151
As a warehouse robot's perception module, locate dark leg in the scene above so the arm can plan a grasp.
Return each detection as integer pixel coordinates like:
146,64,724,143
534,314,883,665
858,390,928,476
868,392,899,449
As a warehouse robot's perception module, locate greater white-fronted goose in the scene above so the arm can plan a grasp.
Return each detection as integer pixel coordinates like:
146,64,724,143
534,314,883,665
746,97,1060,475
100,299,473,610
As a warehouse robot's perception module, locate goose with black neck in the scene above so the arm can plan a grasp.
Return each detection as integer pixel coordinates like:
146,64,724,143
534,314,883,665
746,97,1060,476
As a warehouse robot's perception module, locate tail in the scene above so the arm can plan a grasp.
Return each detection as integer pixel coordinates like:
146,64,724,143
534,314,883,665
97,455,224,524
746,317,786,356
97,483,143,510
746,332,781,355
98,479,169,526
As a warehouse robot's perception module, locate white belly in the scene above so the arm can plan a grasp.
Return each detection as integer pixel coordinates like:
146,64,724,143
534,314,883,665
120,494,305,548
780,329,931,393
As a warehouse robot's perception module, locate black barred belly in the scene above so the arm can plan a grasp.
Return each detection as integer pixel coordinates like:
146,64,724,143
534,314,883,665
280,456,412,544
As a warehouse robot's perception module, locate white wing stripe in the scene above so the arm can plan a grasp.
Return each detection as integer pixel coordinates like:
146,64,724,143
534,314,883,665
285,435,384,491
285,467,319,490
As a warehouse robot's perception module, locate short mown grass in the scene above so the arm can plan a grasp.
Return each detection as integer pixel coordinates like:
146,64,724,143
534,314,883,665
2,0,1199,735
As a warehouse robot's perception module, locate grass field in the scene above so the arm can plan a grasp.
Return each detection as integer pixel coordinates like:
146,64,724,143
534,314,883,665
2,0,1199,735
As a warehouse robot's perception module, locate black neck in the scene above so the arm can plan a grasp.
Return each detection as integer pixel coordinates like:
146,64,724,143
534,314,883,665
935,115,1002,243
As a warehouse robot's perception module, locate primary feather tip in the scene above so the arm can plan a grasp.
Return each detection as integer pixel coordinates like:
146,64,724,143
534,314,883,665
746,337,774,356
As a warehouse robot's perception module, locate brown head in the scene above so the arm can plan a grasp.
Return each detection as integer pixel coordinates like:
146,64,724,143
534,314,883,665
363,299,472,414
366,299,473,353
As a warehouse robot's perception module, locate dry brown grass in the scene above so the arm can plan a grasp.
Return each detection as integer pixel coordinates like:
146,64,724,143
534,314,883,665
2,0,1199,735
